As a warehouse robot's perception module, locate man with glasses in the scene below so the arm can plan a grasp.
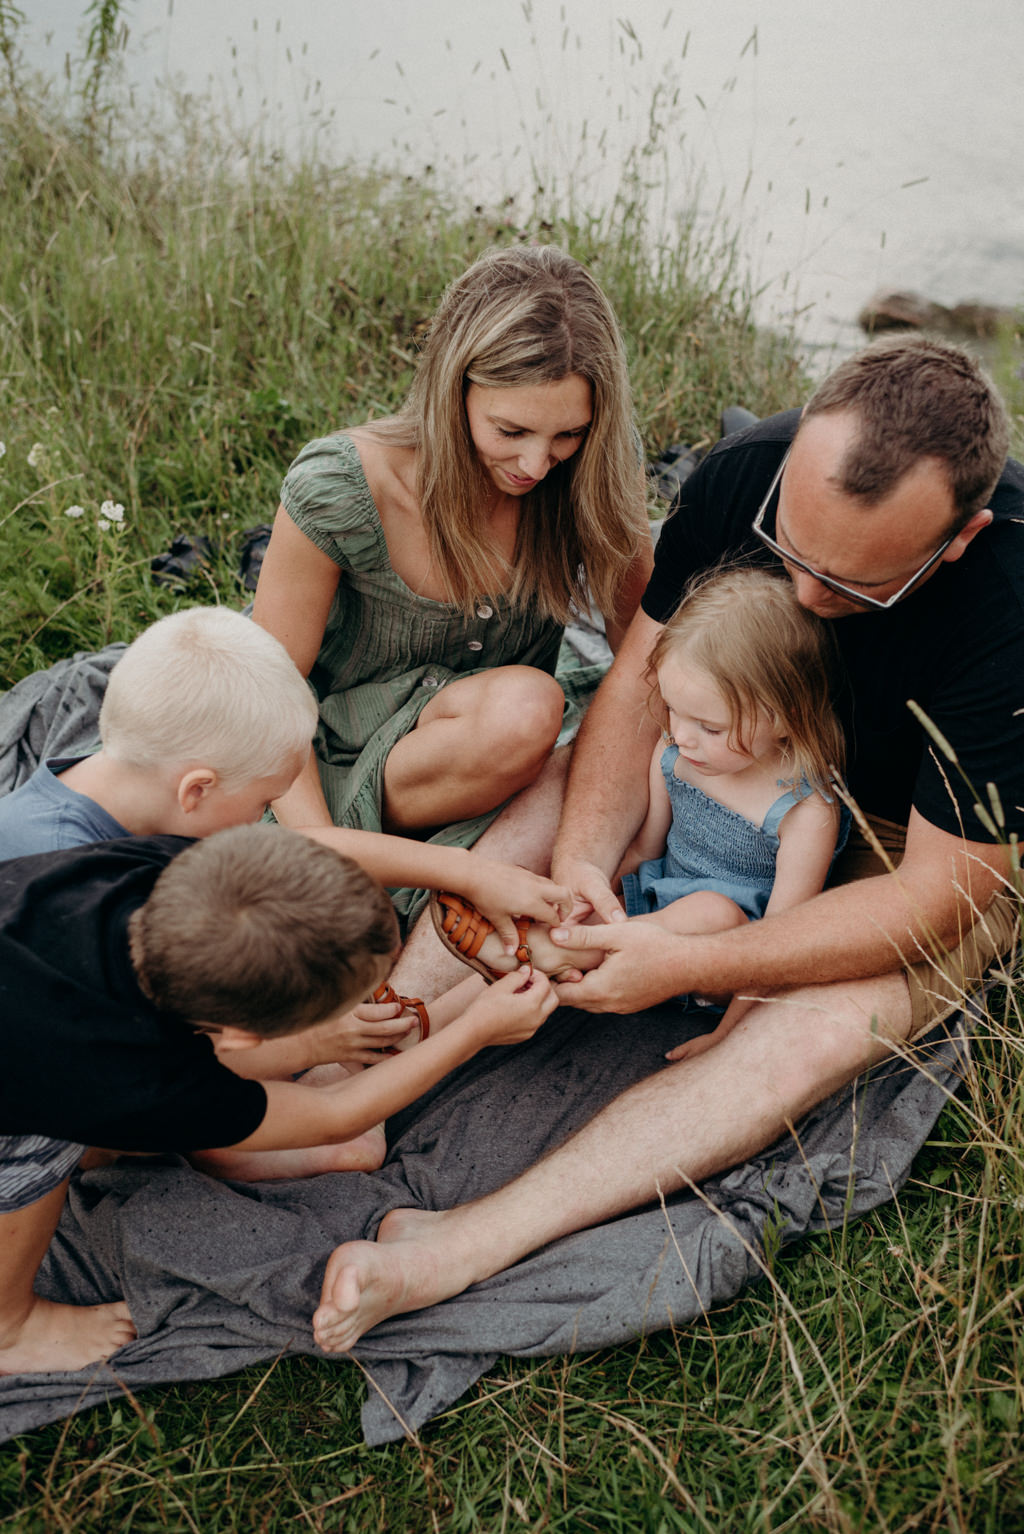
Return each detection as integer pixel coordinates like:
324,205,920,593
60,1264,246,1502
313,335,1024,1351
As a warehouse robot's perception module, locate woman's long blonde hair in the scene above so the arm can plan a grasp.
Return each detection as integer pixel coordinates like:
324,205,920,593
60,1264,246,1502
647,567,846,792
364,245,648,621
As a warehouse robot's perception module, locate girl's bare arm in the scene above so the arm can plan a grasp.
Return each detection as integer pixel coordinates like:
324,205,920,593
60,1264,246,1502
763,792,842,916
617,741,672,878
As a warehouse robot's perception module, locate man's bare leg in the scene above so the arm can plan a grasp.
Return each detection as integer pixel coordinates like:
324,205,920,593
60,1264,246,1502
389,747,571,1003
0,1180,135,1374
313,971,913,1350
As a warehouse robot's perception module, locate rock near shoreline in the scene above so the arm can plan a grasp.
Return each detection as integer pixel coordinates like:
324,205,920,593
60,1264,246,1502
859,290,1018,338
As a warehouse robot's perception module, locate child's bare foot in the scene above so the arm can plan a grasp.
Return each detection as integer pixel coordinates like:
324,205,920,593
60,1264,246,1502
189,1123,387,1182
432,891,602,983
478,922,600,979
313,1207,463,1351
0,1296,135,1375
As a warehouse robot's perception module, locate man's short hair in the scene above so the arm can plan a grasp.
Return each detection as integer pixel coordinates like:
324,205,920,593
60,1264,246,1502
130,826,397,1036
800,334,1010,530
100,608,318,790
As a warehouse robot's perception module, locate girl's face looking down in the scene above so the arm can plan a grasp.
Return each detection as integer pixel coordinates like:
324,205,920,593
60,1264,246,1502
465,375,592,497
657,655,783,778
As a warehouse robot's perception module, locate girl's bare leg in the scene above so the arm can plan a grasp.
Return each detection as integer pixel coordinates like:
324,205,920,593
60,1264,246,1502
449,890,750,979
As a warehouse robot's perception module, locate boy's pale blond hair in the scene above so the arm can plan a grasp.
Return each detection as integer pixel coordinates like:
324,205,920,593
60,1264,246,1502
130,825,398,1036
99,607,318,790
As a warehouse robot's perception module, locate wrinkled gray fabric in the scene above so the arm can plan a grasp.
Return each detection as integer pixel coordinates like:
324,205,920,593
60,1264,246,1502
0,1000,972,1447
0,645,125,791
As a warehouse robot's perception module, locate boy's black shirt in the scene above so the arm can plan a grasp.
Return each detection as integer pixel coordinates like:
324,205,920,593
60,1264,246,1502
644,411,1024,840
0,837,267,1150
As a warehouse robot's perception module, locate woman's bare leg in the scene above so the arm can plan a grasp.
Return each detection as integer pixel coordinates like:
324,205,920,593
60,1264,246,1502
382,666,565,833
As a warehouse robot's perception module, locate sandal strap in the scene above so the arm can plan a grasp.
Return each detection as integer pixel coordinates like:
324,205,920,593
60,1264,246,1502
436,894,533,973
433,891,493,962
370,981,430,1040
512,915,533,971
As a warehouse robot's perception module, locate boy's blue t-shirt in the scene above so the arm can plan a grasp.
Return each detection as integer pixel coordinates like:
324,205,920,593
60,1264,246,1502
0,758,128,858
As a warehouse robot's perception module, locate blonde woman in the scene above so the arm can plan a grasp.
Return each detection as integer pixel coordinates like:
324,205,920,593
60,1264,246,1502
253,245,652,922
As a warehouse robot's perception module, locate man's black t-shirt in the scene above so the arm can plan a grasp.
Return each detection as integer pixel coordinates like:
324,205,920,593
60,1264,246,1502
643,411,1024,841
0,837,268,1150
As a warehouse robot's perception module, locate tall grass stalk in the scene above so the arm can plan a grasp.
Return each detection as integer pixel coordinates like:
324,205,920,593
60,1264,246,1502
0,37,1022,1534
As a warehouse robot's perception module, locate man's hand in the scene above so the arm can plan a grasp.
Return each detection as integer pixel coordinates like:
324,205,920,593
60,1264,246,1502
552,856,628,927
550,920,690,1013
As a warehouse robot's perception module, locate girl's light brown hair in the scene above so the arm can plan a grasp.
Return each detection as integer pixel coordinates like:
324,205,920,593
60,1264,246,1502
648,567,845,792
364,244,648,621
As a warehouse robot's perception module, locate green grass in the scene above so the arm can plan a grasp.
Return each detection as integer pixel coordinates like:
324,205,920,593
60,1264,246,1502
0,48,806,686
1,29,1023,1534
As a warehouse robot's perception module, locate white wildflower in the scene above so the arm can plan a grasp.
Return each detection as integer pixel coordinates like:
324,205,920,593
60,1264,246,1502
100,500,125,522
64,504,86,518
0,441,6,458
97,518,112,532
27,442,45,468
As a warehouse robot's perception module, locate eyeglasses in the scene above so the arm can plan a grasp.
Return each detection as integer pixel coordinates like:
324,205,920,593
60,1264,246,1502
751,449,956,612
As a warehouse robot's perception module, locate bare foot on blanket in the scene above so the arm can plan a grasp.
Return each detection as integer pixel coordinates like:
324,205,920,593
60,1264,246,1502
313,1207,464,1352
0,1296,135,1375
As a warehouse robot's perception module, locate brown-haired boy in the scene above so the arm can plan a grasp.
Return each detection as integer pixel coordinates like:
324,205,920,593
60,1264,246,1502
0,824,555,1376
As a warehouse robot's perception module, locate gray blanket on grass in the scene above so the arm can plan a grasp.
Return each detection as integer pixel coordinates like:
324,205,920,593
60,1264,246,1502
0,645,122,792
0,1001,971,1447
0,643,972,1446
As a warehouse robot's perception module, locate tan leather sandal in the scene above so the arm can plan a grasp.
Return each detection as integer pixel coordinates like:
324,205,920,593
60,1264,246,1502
370,981,430,1049
429,890,532,983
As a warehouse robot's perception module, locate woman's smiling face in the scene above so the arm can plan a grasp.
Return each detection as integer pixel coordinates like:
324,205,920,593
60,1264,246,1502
464,375,592,497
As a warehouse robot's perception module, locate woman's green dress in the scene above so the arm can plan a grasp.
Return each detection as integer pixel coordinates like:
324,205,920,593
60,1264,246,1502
280,434,604,927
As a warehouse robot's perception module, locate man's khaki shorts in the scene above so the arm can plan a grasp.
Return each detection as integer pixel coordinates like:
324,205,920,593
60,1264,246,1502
829,815,1020,1036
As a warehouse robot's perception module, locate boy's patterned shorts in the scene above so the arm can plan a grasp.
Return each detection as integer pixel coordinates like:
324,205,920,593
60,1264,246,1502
0,1133,85,1212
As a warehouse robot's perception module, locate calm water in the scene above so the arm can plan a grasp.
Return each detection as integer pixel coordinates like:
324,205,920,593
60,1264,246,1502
23,0,1024,358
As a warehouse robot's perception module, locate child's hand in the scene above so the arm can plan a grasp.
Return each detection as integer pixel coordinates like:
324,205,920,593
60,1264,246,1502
303,999,419,1066
463,967,559,1045
463,861,573,950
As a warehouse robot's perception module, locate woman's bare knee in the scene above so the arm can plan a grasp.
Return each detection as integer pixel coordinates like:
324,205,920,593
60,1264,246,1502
473,667,565,771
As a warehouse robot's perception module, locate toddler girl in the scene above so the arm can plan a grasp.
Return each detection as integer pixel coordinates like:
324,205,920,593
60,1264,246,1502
432,566,849,1058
